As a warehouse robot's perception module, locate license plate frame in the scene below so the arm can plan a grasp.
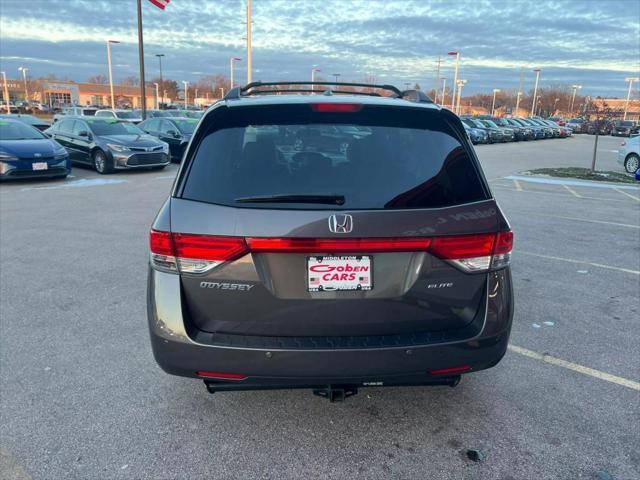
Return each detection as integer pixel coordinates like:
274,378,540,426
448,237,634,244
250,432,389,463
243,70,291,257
307,255,373,292
32,162,48,171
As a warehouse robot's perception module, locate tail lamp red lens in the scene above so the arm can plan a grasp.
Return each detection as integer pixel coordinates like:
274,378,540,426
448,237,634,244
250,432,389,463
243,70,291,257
150,230,513,274
310,103,362,113
430,365,472,375
196,371,247,380
246,237,432,253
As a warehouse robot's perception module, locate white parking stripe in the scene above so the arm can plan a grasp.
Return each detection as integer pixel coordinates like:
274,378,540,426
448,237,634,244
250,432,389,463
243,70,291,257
513,179,523,191
491,185,628,203
518,251,640,275
508,345,640,391
505,175,640,191
527,213,640,229
563,184,582,198
614,187,640,202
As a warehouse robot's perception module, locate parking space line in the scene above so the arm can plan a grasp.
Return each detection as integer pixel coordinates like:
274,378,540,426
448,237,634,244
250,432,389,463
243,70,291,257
505,175,640,191
491,185,628,203
562,184,582,198
526,213,640,229
508,345,640,391
513,179,523,191
518,251,640,275
614,187,640,202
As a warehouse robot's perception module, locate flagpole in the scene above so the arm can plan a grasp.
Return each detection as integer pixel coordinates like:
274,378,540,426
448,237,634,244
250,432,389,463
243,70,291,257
137,0,147,119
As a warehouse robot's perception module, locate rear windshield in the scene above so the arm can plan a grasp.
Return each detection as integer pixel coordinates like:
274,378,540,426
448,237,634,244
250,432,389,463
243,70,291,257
87,120,143,136
180,105,488,210
116,111,138,119
0,121,44,140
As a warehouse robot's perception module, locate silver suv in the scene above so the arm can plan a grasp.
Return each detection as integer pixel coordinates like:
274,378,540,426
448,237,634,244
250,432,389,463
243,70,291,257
147,82,514,402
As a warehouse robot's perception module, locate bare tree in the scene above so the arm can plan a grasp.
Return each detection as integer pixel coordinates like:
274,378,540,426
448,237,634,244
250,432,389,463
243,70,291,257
87,75,108,84
585,99,622,172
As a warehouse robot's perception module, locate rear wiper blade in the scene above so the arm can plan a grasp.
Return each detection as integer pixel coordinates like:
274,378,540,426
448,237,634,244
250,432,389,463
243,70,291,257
234,194,345,205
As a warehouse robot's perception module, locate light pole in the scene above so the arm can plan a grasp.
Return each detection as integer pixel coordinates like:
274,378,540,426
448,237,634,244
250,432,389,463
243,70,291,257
491,88,501,116
182,80,189,108
569,84,581,116
456,79,467,115
310,67,321,91
106,40,120,109
219,87,224,98
1,71,10,113
440,78,446,105
332,73,340,83
18,67,29,105
515,91,523,115
553,97,560,115
448,51,460,111
194,88,198,107
530,68,541,117
153,82,159,109
246,0,252,84
623,77,639,121
155,53,164,108
230,56,242,88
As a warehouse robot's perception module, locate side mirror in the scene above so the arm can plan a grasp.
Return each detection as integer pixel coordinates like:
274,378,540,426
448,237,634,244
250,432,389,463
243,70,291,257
78,131,92,140
167,130,180,138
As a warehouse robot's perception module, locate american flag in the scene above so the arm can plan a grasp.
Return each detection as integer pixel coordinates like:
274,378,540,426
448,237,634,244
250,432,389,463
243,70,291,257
309,277,320,286
148,0,170,9
359,276,369,283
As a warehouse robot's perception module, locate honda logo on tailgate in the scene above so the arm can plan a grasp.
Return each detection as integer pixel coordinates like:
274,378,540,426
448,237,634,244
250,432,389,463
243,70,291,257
328,214,353,234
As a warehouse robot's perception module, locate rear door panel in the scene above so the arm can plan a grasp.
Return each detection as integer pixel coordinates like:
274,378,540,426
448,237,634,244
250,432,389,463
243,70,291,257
172,198,498,337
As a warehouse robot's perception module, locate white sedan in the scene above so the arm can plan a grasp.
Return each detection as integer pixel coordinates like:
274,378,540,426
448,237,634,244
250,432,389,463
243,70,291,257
618,135,639,173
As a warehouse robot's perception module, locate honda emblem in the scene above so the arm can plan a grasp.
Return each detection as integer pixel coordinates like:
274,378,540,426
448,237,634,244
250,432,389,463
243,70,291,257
328,214,353,234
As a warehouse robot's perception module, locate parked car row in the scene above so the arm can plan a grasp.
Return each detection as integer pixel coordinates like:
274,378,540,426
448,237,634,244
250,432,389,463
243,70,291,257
461,116,572,145
53,107,205,124
564,118,639,137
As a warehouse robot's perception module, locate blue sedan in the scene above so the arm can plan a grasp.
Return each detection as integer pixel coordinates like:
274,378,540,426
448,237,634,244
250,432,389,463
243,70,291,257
0,118,71,180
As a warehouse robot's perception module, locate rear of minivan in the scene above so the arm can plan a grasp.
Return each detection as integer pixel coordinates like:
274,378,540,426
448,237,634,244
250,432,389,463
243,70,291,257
147,95,514,400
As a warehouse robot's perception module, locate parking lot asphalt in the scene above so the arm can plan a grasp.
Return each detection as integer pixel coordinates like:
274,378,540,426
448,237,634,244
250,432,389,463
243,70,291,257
1,134,639,480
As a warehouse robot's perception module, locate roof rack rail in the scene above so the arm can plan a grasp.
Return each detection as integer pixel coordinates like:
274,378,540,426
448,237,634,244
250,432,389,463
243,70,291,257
224,81,402,100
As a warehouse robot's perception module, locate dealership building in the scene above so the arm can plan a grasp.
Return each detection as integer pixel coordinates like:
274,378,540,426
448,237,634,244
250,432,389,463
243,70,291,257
1,79,164,108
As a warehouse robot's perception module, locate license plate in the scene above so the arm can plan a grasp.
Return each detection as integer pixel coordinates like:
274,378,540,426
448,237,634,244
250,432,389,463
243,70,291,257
307,256,372,292
32,162,48,171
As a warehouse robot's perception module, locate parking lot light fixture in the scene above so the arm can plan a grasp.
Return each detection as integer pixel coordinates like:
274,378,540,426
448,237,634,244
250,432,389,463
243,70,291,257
530,68,541,117
182,80,189,108
106,40,120,110
332,73,340,84
440,77,447,105
230,57,242,89
569,84,582,116
456,79,467,115
623,77,639,121
18,67,29,104
491,88,501,116
155,54,165,107
310,66,321,91
1,71,10,113
153,82,159,109
448,51,460,111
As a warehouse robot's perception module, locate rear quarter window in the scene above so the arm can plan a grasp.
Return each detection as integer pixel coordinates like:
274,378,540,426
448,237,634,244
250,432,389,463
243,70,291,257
179,104,488,210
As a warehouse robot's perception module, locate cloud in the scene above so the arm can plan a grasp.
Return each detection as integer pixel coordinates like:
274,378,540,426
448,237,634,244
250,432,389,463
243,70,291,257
0,0,638,96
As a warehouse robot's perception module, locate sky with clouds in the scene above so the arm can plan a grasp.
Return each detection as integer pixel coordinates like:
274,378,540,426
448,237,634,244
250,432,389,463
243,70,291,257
0,0,638,96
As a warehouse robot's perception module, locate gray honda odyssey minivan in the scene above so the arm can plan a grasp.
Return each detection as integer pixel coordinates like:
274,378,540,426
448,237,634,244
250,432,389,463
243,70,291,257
147,82,514,401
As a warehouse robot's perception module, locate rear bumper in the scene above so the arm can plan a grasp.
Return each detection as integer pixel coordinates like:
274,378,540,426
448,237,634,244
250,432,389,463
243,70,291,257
147,268,514,386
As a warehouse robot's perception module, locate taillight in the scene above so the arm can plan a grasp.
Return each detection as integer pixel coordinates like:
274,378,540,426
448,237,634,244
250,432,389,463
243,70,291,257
310,103,362,113
429,231,513,273
150,230,512,275
247,237,432,253
149,230,177,272
149,230,248,274
196,371,247,380
172,234,248,273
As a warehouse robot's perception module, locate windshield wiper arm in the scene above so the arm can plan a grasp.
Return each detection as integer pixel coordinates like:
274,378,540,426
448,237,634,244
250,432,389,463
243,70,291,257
234,194,345,205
